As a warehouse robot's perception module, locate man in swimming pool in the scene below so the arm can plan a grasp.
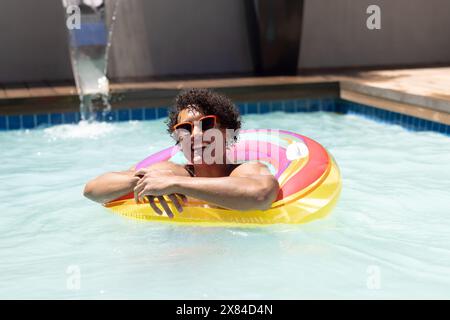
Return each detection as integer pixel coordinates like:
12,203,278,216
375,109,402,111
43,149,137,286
83,88,279,218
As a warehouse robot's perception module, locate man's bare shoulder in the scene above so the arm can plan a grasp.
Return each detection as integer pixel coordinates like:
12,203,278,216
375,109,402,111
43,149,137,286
131,161,190,176
229,161,273,178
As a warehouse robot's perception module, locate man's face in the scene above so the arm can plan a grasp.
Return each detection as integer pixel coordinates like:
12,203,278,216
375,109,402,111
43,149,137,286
175,107,226,164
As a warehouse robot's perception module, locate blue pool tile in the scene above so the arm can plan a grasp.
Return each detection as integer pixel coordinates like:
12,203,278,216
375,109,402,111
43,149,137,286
0,116,6,130
386,110,393,122
344,103,352,114
419,119,427,131
335,100,346,113
131,108,144,121
36,114,49,127
104,110,117,122
392,112,400,124
8,115,21,129
402,115,411,128
157,107,168,119
284,100,296,113
271,101,283,112
117,109,130,121
95,111,104,121
415,118,422,130
63,112,78,124
247,102,258,114
259,101,270,113
375,108,382,120
294,99,303,111
357,104,365,116
346,102,354,114
322,99,334,112
347,101,355,113
237,103,247,115
93,111,102,121
296,99,308,112
144,108,156,120
22,115,35,129
50,113,62,125
374,107,381,119
435,123,443,133
357,103,365,113
316,100,325,111
381,109,389,122
308,100,320,112
393,112,400,123
400,114,408,127
431,121,439,132
412,116,420,129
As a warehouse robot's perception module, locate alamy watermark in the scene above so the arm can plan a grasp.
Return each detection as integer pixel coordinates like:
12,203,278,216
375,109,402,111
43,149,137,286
66,265,81,290
366,265,381,290
366,5,381,30
63,0,81,30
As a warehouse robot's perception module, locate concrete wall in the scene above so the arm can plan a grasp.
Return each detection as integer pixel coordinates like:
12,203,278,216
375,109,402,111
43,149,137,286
0,0,73,83
299,0,450,70
1,0,450,84
107,0,253,80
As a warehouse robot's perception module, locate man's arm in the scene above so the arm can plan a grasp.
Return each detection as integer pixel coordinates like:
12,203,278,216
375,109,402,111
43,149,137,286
83,161,189,204
83,169,139,204
174,162,279,211
135,162,279,211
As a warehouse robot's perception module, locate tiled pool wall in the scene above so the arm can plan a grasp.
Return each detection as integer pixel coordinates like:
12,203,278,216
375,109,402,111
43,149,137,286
0,98,449,136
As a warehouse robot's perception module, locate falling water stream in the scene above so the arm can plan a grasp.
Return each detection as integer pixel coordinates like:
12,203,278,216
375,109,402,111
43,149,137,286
62,0,120,121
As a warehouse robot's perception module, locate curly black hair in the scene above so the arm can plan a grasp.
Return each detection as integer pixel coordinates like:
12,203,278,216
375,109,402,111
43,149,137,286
167,88,241,142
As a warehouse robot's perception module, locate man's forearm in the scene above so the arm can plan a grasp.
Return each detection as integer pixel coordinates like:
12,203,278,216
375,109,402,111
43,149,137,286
172,176,278,211
84,171,138,204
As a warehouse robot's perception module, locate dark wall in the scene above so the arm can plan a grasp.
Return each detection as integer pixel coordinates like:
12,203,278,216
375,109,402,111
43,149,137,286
0,0,73,83
299,0,450,70
107,0,253,80
1,0,450,84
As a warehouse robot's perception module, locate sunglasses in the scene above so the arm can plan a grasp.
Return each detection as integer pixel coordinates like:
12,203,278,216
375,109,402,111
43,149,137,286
172,115,218,140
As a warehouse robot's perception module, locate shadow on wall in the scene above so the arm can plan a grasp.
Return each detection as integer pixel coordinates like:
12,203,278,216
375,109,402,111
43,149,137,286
298,0,450,70
0,0,73,83
107,0,254,80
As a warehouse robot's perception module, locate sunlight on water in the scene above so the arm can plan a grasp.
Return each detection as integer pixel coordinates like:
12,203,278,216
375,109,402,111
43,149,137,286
44,121,117,140
1,112,450,299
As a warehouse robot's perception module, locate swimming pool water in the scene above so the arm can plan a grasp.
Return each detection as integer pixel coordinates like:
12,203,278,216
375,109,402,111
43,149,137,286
1,111,450,299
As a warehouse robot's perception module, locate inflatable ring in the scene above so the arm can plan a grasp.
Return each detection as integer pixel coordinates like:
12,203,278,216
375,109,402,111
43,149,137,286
105,129,342,226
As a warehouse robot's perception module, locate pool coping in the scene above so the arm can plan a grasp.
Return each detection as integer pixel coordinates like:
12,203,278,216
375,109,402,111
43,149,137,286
340,81,450,126
0,74,450,133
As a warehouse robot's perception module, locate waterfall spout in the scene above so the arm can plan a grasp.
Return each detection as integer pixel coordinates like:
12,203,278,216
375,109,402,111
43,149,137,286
62,0,120,121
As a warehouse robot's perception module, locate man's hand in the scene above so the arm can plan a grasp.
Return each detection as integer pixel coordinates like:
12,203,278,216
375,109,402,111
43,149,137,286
133,168,186,218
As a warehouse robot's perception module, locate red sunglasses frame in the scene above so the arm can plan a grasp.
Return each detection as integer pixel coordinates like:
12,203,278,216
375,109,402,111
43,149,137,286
172,115,218,134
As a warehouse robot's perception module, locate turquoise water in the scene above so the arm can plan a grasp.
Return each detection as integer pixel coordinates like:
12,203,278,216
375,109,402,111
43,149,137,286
1,112,450,299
